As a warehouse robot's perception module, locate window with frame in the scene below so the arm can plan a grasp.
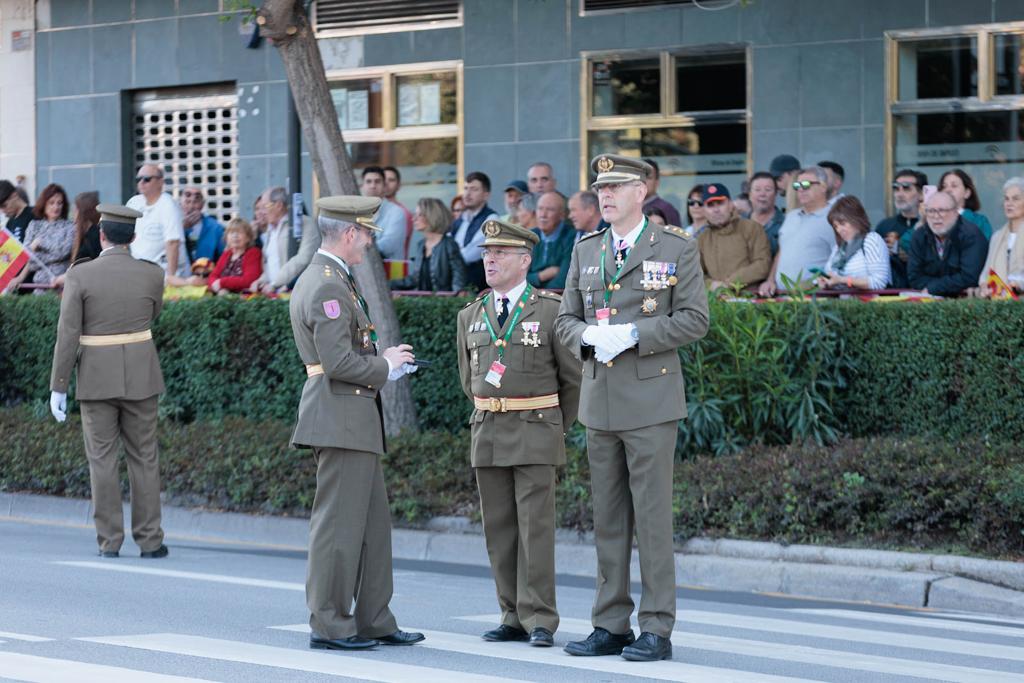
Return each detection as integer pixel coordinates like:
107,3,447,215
582,47,749,225
888,24,1024,221
328,64,461,209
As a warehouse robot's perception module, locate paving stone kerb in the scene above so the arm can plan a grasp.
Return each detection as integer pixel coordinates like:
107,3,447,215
3,493,1022,615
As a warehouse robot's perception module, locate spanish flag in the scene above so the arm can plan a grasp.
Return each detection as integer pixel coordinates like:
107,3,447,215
382,259,410,280
985,268,1019,300
0,228,29,292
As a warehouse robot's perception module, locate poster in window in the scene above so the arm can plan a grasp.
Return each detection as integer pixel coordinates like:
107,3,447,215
348,90,369,130
420,82,441,125
398,82,442,126
332,88,348,130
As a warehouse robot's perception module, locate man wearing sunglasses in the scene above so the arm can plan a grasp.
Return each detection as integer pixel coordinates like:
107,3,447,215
874,170,927,287
126,165,190,280
757,166,834,297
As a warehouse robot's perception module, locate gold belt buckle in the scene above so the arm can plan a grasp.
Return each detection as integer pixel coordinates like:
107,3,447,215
489,397,506,412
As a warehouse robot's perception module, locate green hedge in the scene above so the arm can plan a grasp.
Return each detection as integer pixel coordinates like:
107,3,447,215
4,405,1021,557
4,295,1023,446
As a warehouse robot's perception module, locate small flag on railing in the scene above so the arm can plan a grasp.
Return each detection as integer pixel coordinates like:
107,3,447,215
985,268,1019,300
382,259,410,280
0,228,30,292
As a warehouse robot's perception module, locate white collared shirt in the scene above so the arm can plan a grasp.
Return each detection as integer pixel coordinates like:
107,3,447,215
609,216,646,250
317,248,351,276
263,218,288,282
492,279,528,318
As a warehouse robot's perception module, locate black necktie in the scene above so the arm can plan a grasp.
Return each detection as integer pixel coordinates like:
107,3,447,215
497,297,510,328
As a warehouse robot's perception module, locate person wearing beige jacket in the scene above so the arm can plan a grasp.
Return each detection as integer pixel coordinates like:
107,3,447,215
696,183,772,291
976,177,1024,295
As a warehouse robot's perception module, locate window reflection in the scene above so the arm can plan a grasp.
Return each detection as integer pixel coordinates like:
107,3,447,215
897,37,978,100
591,57,661,117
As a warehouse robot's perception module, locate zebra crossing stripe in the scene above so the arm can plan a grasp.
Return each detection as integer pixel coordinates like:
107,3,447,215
0,652,215,683
788,608,1024,639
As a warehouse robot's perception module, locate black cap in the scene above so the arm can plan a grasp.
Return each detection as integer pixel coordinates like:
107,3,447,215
769,154,800,178
701,183,731,203
818,160,845,180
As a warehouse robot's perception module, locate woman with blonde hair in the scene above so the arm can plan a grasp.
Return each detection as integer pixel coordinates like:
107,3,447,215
208,217,262,294
977,177,1024,295
391,197,467,292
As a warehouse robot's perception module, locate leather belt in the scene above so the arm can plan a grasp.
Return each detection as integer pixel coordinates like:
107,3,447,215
305,364,324,377
79,330,152,347
473,393,559,413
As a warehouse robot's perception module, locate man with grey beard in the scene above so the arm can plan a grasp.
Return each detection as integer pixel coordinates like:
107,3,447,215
875,169,927,287
907,190,987,297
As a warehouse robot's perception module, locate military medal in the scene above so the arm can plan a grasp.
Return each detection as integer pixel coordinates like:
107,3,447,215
485,360,506,388
521,321,541,347
642,296,658,314
667,262,678,286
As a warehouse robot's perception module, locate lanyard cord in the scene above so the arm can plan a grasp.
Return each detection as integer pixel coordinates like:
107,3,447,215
481,285,532,361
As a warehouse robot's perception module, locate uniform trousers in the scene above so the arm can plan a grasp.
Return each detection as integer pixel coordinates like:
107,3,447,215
475,464,558,633
307,447,398,640
79,395,164,554
586,420,677,638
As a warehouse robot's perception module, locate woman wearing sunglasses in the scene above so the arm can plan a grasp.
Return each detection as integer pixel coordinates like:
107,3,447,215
683,183,707,236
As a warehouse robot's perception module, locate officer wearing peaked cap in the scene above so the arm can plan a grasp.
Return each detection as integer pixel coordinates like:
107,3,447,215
49,203,170,560
289,194,424,651
555,154,709,662
457,218,581,647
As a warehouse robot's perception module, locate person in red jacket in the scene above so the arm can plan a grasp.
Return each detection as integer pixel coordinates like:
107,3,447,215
208,218,262,294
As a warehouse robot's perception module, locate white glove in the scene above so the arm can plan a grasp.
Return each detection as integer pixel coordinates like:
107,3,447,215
592,324,637,363
402,362,418,376
50,391,67,423
582,325,602,347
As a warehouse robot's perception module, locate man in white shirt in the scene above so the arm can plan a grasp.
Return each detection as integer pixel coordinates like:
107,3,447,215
126,164,189,278
360,167,408,260
451,171,499,290
250,186,321,294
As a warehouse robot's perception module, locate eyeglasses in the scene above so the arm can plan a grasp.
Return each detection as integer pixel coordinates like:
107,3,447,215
924,207,955,217
482,248,527,259
792,180,822,190
687,199,703,207
892,181,918,191
136,175,159,183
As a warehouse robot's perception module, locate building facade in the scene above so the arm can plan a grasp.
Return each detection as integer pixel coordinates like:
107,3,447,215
21,0,1024,226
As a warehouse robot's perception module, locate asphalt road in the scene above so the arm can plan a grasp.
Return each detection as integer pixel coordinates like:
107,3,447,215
2,518,1023,683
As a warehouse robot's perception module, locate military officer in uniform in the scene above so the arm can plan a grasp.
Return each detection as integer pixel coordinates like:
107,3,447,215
555,155,709,662
49,204,170,559
289,195,424,651
456,219,581,647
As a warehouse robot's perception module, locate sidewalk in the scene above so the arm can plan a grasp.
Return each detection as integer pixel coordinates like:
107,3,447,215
4,491,1023,616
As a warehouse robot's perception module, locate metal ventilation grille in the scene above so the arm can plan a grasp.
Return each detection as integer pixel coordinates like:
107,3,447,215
583,0,693,11
132,84,239,225
315,0,460,31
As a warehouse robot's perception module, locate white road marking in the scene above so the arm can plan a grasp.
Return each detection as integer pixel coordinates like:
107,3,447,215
79,633,523,683
0,631,53,642
53,561,304,591
268,624,820,683
789,608,1024,639
0,652,216,683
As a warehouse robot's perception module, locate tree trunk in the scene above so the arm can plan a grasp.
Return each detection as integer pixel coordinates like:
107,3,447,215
257,0,418,434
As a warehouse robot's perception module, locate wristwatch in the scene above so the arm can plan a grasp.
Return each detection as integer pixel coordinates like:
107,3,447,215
630,324,639,341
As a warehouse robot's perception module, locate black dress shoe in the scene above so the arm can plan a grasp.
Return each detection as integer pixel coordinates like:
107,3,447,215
375,630,425,645
564,627,635,656
621,631,672,662
529,627,553,647
98,550,119,558
482,624,529,642
140,544,169,559
309,631,378,650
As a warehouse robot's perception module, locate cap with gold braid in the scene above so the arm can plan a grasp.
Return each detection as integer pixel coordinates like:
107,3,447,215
481,218,540,249
96,204,142,225
589,154,654,188
316,195,383,232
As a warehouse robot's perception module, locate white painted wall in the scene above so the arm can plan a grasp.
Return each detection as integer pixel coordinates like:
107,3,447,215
0,0,36,199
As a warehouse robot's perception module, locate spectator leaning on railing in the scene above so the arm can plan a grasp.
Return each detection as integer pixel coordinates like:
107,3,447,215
390,197,467,293
758,166,835,297
4,183,74,294
908,190,987,297
208,218,262,295
975,176,1024,295
696,183,771,292
816,196,890,291
748,171,785,257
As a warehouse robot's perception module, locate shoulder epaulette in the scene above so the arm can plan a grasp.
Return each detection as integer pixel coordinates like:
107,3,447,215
462,293,487,309
536,290,562,302
663,224,691,239
578,227,607,243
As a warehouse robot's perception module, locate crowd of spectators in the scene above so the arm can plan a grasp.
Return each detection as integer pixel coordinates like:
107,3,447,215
3,153,1023,300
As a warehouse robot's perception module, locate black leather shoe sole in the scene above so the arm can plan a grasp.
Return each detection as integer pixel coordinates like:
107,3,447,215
140,544,169,559
621,643,673,662
529,629,554,647
376,631,425,645
310,636,378,651
98,550,119,558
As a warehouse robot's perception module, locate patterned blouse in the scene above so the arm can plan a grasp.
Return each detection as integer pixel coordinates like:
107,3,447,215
23,218,75,285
